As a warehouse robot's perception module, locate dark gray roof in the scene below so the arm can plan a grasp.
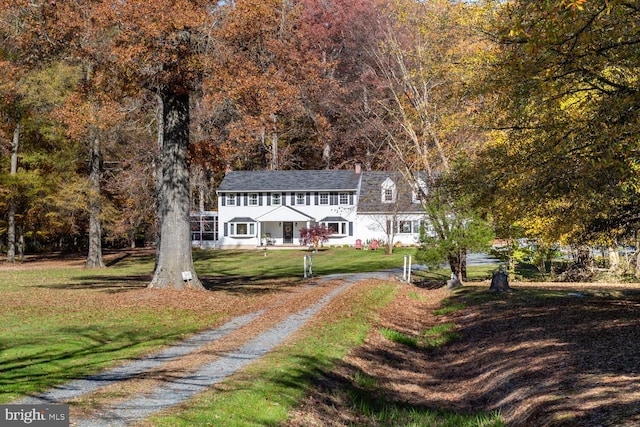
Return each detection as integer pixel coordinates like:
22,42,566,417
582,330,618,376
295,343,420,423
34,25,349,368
319,216,348,222
357,171,427,214
228,217,256,222
218,170,361,192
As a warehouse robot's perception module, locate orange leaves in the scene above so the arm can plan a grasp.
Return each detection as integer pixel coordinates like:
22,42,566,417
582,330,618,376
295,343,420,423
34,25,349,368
86,0,213,92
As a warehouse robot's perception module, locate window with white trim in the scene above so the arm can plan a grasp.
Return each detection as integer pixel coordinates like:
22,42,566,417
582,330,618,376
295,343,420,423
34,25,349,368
339,192,349,205
381,178,396,203
271,193,281,205
323,221,348,236
226,194,236,206
248,193,258,206
319,192,329,205
296,193,306,205
229,222,255,236
398,220,412,234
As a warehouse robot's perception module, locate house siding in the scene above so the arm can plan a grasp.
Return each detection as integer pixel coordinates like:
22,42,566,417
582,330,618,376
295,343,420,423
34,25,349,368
215,169,426,249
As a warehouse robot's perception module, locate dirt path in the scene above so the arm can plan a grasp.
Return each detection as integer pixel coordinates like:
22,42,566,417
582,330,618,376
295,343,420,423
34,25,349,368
17,271,396,426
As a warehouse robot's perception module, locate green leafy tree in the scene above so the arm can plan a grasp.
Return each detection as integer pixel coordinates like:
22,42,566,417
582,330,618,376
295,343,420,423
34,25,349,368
473,0,640,248
357,0,491,277
416,195,494,284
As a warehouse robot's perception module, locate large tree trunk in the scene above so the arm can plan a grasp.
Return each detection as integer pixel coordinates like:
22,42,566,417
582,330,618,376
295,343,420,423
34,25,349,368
608,246,620,271
7,122,19,263
154,92,164,268
85,132,105,268
149,90,203,290
447,250,463,288
460,250,467,281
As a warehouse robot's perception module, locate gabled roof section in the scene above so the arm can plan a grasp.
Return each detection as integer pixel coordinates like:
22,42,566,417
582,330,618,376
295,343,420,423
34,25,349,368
319,216,348,222
255,205,315,222
228,217,256,223
218,170,361,192
358,171,427,214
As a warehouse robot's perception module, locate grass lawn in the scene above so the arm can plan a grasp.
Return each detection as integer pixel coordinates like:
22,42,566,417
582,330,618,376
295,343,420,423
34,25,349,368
0,247,414,402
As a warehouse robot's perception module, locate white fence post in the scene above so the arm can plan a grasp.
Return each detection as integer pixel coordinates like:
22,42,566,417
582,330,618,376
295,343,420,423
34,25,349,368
303,255,307,278
403,254,407,280
303,254,313,278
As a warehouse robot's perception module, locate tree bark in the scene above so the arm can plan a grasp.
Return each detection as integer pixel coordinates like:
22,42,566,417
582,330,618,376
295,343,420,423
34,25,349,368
447,251,463,288
154,92,164,270
149,90,203,290
608,246,620,271
460,249,467,281
490,269,511,292
85,131,105,268
7,122,19,263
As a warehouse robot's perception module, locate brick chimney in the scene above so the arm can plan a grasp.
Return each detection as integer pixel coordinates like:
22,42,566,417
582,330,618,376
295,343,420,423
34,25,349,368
355,162,361,174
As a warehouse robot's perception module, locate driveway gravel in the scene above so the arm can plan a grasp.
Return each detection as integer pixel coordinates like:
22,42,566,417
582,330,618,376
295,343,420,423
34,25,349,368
17,271,395,426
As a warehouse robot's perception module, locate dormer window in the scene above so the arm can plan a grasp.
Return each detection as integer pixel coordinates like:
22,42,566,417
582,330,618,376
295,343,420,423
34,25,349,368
381,178,396,203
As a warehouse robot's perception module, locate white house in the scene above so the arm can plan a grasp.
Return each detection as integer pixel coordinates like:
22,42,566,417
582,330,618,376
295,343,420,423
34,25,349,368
215,166,428,249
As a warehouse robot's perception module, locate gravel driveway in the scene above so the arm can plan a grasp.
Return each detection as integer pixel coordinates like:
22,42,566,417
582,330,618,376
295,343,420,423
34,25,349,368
17,271,394,426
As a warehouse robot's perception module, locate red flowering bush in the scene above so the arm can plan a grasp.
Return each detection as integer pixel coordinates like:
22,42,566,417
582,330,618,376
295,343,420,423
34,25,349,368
299,224,333,248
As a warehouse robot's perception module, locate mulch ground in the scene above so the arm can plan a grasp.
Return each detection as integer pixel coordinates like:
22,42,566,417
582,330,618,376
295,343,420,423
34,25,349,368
285,281,640,427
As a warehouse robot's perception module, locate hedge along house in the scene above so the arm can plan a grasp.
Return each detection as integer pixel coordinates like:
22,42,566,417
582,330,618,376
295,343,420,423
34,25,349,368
215,166,428,249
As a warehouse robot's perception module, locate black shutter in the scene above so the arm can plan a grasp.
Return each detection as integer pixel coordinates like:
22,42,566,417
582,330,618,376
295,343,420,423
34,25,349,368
349,222,353,236
291,192,295,206
267,192,271,206
244,194,248,206
224,223,228,237
314,192,318,205
306,192,310,205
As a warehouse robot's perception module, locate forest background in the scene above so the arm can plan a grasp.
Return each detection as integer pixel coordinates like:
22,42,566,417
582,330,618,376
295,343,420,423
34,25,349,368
1,0,638,286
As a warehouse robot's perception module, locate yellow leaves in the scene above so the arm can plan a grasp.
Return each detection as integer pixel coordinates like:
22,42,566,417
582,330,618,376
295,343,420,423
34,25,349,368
562,0,588,11
17,62,81,109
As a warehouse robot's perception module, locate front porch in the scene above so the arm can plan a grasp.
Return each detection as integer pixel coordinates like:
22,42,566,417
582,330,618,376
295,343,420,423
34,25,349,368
256,206,315,248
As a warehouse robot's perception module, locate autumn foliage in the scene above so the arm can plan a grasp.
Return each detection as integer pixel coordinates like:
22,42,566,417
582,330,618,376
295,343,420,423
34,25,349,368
299,224,333,249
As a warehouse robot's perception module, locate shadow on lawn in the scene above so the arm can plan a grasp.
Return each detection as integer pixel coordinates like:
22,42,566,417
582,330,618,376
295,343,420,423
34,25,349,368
335,286,640,426
0,326,186,401
35,274,151,293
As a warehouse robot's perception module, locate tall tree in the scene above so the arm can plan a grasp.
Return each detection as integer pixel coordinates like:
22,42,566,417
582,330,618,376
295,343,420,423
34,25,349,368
54,73,127,268
0,60,22,262
470,0,640,247
200,0,333,171
297,0,392,170
359,0,490,280
0,0,210,288
88,0,214,289
1,1,115,266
